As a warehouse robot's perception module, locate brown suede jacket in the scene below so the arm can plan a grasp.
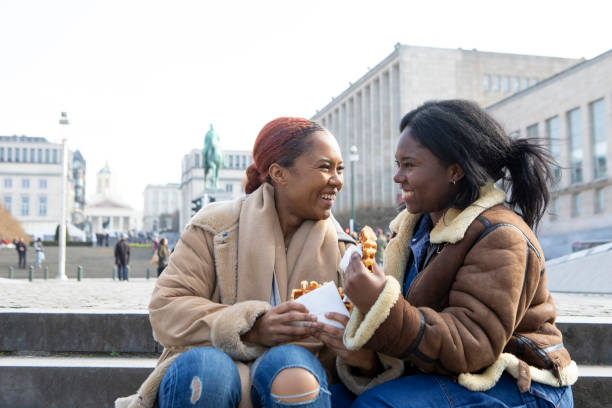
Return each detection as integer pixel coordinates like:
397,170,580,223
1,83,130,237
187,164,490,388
343,183,577,394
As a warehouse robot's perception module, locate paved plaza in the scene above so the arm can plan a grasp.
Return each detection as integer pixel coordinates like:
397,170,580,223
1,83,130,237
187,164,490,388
2,277,612,318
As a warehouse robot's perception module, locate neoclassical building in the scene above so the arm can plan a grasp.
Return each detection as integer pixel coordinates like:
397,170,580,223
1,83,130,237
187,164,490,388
311,44,579,227
488,49,612,258
84,164,138,236
0,135,84,239
142,183,181,233
179,149,252,229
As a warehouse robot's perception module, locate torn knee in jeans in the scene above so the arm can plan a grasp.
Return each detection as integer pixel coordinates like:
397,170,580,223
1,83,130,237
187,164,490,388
270,367,320,403
190,376,202,404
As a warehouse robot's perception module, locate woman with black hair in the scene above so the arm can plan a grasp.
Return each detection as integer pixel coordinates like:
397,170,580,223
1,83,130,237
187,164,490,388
332,100,576,407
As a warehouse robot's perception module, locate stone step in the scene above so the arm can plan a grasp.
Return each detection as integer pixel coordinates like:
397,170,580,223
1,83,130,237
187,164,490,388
572,365,612,408
0,356,610,408
0,356,156,408
2,311,610,365
556,316,612,366
0,309,161,354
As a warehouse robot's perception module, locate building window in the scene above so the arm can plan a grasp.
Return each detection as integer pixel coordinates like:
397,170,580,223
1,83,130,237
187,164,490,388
3,196,12,213
590,99,606,179
547,116,561,184
7,147,12,162
521,77,529,90
242,155,246,169
39,196,47,216
53,149,58,163
30,148,35,162
0,147,4,162
549,198,558,221
512,76,520,93
493,76,500,91
530,78,538,86
502,76,510,93
15,148,20,162
45,149,50,163
37,148,42,163
194,154,200,168
527,123,539,139
21,196,29,216
483,75,491,91
571,193,580,217
22,179,30,189
4,178,12,188
22,148,27,162
39,179,47,189
228,155,234,169
595,188,605,214
225,183,233,193
567,108,582,184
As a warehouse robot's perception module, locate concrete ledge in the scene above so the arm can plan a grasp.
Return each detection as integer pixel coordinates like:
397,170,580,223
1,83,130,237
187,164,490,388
0,357,610,408
0,362,154,408
0,311,160,353
572,367,612,408
557,319,612,365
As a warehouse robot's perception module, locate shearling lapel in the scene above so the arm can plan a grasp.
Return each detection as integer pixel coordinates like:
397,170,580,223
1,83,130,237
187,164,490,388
235,184,280,302
430,182,506,244
285,218,340,301
383,210,420,284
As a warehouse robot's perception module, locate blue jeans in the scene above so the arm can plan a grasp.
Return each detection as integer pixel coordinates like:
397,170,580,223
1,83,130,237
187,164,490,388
158,347,241,408
158,345,331,408
251,344,331,408
330,371,573,407
117,265,127,280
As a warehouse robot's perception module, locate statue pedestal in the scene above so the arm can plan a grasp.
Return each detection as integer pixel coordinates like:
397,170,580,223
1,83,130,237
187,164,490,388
201,189,234,206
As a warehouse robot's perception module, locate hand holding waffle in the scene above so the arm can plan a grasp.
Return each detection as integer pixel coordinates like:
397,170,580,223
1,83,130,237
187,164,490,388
344,226,386,314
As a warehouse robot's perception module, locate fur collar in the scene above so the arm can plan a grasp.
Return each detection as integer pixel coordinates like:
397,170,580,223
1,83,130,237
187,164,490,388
384,181,506,284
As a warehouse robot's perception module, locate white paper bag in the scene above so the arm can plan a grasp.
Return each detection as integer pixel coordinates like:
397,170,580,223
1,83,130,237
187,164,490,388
293,281,350,329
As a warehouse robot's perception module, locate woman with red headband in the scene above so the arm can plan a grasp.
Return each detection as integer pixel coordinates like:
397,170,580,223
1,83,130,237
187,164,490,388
116,118,390,408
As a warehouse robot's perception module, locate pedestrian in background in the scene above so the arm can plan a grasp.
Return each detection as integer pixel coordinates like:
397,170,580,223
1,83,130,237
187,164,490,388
374,227,387,265
114,235,130,281
34,238,45,269
16,237,27,269
156,237,169,277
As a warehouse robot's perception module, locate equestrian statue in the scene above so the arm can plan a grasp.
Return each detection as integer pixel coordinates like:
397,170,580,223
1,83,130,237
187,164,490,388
202,124,224,190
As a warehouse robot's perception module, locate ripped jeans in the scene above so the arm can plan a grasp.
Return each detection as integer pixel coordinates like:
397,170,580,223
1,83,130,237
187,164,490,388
158,345,330,408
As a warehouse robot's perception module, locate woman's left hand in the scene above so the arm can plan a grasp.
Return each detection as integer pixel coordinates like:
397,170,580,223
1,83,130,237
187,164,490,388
344,252,387,314
312,312,380,375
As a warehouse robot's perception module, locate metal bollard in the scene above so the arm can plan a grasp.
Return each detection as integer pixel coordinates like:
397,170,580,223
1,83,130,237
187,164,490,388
77,265,83,281
9,266,14,279
126,265,130,281
29,265,34,282
44,266,48,280
112,266,117,280
146,268,150,280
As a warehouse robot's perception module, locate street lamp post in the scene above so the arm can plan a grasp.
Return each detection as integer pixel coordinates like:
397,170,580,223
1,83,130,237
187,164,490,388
349,145,359,234
57,112,69,280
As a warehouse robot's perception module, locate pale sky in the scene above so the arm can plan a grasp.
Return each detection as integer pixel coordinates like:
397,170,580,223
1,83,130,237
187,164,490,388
1,0,610,212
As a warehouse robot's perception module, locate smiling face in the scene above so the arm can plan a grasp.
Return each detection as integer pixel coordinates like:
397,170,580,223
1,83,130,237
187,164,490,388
393,127,462,222
276,130,344,221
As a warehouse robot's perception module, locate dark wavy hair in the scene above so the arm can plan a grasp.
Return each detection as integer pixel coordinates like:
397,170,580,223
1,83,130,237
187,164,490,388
399,99,555,229
245,117,324,194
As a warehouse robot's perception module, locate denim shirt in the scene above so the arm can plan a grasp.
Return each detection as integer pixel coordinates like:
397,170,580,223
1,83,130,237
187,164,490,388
403,214,433,297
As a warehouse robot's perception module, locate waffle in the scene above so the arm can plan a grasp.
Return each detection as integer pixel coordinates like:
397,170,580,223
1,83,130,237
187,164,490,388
359,226,377,270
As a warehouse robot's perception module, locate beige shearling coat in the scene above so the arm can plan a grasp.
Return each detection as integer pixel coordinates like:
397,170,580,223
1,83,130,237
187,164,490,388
116,184,402,408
